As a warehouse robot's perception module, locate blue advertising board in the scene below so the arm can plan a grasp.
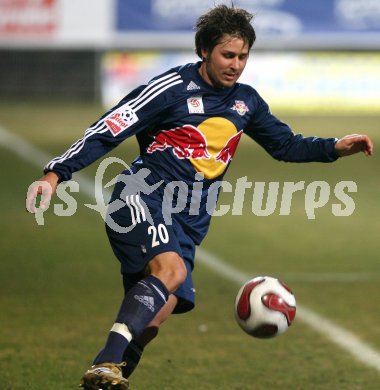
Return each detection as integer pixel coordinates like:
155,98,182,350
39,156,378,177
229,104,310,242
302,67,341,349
116,0,380,36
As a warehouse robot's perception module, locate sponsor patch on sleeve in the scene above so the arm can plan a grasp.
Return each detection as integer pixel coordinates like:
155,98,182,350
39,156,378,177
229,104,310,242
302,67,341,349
105,105,139,136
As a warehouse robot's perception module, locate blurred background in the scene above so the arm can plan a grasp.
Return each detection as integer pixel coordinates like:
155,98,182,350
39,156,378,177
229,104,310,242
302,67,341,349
1,1,380,389
1,0,380,112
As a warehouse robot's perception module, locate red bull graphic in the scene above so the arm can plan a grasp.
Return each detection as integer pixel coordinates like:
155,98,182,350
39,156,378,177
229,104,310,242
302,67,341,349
215,130,243,164
231,100,249,116
146,125,211,159
147,117,242,179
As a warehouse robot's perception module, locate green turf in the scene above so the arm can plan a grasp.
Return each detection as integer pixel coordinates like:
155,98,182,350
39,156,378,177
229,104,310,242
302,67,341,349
1,102,380,389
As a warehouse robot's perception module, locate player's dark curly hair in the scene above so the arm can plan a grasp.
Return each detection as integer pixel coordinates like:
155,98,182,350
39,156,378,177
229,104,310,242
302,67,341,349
195,5,256,59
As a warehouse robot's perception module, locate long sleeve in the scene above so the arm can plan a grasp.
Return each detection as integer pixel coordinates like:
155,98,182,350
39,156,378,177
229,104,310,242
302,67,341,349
245,91,340,163
44,70,183,181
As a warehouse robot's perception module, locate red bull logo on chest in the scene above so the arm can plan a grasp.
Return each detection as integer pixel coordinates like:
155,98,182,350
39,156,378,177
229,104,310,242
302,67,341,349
146,117,242,179
146,125,211,160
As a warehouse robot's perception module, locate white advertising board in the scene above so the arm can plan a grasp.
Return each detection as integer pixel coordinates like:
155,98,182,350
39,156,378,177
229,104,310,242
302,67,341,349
0,0,111,48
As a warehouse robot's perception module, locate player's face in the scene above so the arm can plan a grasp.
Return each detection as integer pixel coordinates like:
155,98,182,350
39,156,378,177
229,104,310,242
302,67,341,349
199,35,250,89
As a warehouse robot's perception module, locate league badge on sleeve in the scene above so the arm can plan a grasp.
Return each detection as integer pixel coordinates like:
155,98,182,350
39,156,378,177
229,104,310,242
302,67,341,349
105,104,139,136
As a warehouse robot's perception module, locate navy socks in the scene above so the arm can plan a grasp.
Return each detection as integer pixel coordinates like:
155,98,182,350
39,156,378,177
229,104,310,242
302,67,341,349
94,275,169,364
122,339,144,378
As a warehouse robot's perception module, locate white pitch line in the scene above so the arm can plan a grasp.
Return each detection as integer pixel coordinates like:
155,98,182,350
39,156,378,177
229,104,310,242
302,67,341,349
2,123,380,373
280,272,379,283
0,125,97,197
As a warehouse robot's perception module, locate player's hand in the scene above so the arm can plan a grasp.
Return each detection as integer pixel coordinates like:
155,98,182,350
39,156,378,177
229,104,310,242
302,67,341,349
335,134,373,157
26,171,59,213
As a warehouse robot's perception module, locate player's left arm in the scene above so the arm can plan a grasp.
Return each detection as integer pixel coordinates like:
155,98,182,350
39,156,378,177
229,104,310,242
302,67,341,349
334,134,373,157
245,91,374,162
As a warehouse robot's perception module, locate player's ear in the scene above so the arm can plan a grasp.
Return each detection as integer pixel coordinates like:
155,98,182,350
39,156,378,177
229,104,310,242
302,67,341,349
201,48,208,61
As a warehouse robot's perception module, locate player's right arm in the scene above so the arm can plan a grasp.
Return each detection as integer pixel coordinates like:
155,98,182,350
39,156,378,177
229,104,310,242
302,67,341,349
26,171,59,213
26,69,184,214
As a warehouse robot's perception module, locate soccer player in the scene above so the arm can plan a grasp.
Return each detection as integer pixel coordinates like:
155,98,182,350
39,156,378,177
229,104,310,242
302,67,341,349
26,5,373,390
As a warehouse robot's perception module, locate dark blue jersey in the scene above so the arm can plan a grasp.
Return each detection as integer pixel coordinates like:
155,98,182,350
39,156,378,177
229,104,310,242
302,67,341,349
45,61,339,244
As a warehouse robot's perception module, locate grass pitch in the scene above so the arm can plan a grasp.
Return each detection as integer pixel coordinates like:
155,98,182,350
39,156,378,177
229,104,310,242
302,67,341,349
0,101,380,389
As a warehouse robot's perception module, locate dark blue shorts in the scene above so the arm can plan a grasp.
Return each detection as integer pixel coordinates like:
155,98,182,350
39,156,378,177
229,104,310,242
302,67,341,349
105,176,196,314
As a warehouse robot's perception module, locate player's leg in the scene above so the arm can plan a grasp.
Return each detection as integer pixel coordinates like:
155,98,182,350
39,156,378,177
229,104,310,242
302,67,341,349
79,176,190,389
122,294,178,378
79,252,185,389
121,255,195,378
93,251,186,365
92,293,179,381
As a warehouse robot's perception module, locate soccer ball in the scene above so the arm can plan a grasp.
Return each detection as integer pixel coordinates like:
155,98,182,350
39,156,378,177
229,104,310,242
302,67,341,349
234,276,296,339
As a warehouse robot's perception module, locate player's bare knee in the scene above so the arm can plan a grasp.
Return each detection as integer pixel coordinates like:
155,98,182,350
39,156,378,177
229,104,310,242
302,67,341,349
158,260,186,292
148,252,187,292
171,255,187,285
